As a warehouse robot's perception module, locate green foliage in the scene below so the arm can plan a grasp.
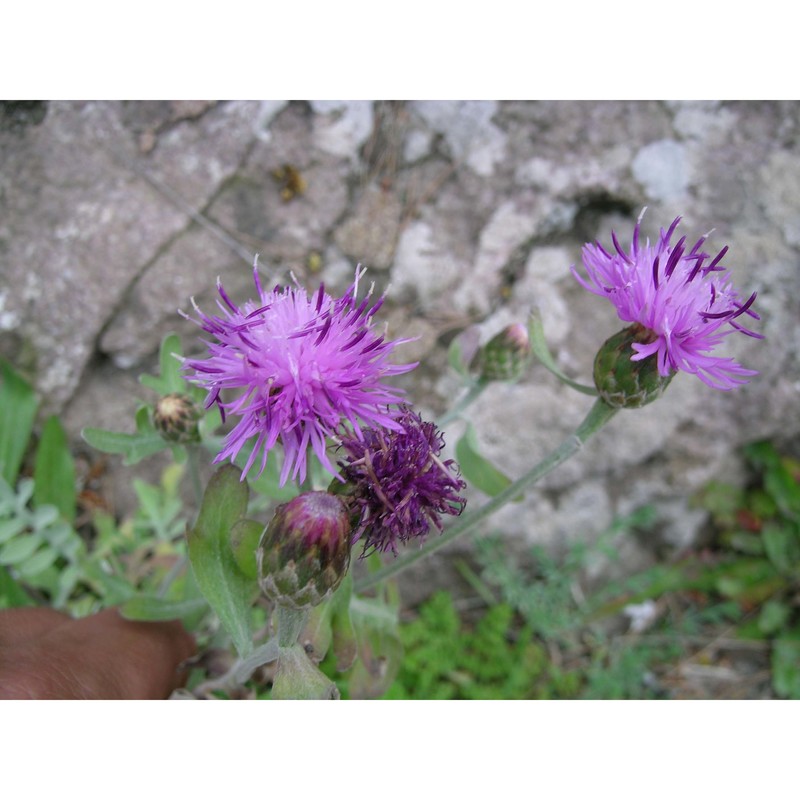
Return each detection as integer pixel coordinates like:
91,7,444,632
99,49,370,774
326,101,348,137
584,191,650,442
582,638,678,700
383,592,581,699
477,508,657,641
0,476,84,606
33,416,77,524
528,309,597,396
345,593,403,698
131,463,185,542
82,333,219,466
186,464,256,656
0,373,84,608
0,352,206,624
4,337,798,700
0,358,39,485
138,332,190,397
82,405,175,466
455,422,517,499
692,440,800,698
446,334,472,379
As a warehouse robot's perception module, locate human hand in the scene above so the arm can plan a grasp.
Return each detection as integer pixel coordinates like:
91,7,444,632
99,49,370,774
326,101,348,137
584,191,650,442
0,606,196,700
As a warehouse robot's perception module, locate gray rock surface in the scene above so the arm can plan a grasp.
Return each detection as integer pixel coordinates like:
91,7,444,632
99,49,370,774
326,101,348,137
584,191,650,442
2,100,798,604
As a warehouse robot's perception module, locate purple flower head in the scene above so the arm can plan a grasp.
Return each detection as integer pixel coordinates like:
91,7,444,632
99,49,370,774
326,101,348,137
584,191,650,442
183,263,417,484
337,406,467,556
572,211,763,390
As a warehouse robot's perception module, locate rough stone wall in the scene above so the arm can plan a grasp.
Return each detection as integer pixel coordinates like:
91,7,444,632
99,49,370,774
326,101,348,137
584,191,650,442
2,100,798,601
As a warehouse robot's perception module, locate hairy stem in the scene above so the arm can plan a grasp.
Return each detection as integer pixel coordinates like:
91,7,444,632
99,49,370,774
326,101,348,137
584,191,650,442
436,380,489,426
187,445,204,511
191,636,281,697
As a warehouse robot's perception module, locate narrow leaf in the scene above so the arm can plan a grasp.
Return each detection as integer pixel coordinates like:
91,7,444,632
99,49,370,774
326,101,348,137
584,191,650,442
237,444,300,502
138,332,186,396
528,310,597,396
773,636,800,699
0,533,43,565
0,518,27,545
15,547,59,578
347,595,403,699
0,565,35,607
187,464,255,656
121,595,208,622
763,522,800,575
330,574,358,671
229,518,263,580
0,359,39,485
33,416,77,524
447,336,468,378
82,426,168,465
455,422,513,498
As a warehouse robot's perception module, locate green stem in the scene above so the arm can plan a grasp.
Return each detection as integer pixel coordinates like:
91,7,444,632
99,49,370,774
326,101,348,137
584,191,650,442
355,398,618,593
187,445,204,511
276,605,309,647
233,637,281,682
191,636,280,697
157,555,188,598
437,380,489,426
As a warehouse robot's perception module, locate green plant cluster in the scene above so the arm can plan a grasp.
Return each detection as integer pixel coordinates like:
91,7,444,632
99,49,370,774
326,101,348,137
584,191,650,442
693,441,800,698
0,355,205,620
4,330,798,700
383,592,581,699
383,442,800,701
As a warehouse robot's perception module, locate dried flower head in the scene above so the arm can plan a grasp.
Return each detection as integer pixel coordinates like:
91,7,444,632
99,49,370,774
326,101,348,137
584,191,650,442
183,264,416,484
573,211,763,390
337,406,466,555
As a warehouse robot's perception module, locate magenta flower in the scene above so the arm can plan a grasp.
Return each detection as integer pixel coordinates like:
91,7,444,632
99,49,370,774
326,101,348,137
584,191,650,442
572,212,763,390
338,406,467,555
183,264,417,484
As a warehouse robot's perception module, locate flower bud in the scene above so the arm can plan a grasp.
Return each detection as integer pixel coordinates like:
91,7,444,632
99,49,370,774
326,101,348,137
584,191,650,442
473,323,532,382
153,393,201,443
593,324,673,409
257,491,353,610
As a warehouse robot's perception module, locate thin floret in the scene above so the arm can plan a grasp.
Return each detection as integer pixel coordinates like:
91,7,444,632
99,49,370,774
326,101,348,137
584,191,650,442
183,263,417,483
572,212,762,390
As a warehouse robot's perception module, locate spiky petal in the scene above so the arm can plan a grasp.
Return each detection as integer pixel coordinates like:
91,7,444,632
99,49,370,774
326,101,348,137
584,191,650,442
572,212,763,390
183,264,417,484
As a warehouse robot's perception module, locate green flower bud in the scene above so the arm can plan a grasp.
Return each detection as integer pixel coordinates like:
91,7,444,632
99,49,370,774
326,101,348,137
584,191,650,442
153,393,201,443
473,323,532,382
257,491,353,610
593,324,673,409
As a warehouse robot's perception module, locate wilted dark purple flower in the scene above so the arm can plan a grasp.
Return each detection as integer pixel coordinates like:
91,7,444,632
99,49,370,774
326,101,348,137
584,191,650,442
337,407,466,555
572,212,763,390
183,264,416,484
